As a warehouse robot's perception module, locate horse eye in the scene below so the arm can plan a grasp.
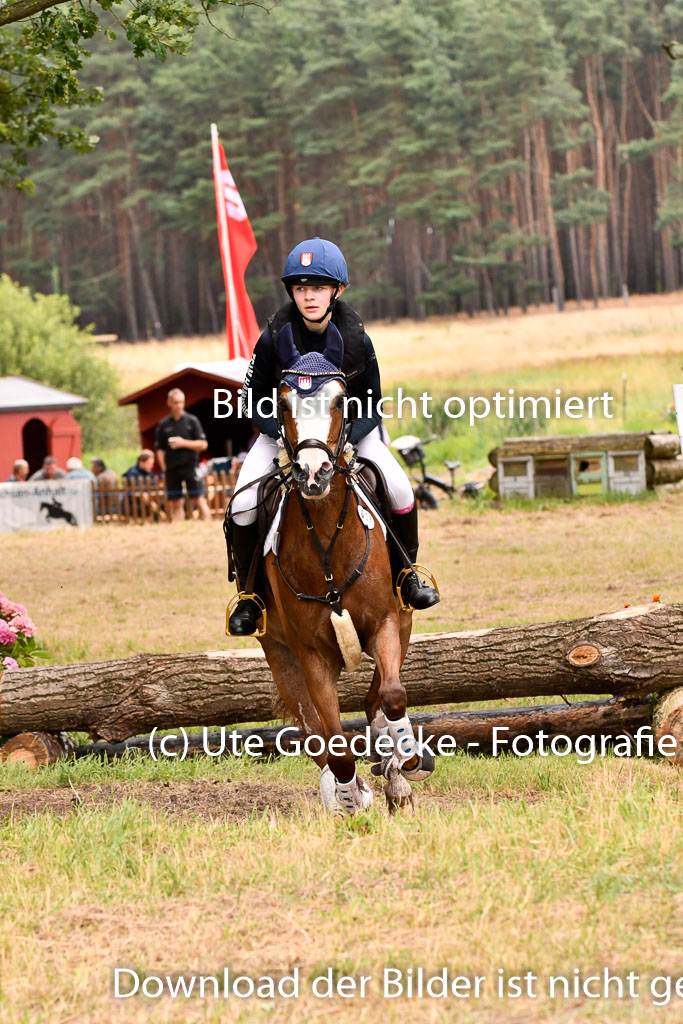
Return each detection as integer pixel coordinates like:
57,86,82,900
332,395,344,411
278,398,289,413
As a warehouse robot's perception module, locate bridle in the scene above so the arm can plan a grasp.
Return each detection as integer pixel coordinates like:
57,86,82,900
273,374,372,615
276,375,348,470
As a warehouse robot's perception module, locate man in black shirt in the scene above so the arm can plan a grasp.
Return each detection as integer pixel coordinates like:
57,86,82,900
155,389,211,522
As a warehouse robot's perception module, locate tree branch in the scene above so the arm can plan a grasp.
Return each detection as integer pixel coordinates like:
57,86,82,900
0,0,69,28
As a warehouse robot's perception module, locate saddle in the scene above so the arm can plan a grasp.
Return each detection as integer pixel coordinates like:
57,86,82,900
225,455,394,589
257,456,393,552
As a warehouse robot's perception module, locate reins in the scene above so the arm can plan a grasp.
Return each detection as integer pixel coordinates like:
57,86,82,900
271,377,374,615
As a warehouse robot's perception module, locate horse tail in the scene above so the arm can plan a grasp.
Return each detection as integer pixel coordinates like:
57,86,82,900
330,609,362,672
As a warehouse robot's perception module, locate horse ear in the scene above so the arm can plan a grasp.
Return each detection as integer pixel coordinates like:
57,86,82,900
276,322,300,368
323,323,344,368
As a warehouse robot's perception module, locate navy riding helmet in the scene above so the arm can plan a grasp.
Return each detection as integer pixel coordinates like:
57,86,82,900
281,238,349,322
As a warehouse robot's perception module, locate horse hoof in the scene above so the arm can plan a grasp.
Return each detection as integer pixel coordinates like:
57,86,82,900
383,756,413,814
400,749,435,781
387,792,414,816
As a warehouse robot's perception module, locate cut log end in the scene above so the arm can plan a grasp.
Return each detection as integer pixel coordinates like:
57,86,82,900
0,732,72,770
567,643,601,667
652,687,683,766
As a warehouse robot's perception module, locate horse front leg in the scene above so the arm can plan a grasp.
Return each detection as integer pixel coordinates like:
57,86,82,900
365,616,435,814
299,652,373,816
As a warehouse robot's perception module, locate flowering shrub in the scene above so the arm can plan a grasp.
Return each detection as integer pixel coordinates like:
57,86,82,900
0,593,49,670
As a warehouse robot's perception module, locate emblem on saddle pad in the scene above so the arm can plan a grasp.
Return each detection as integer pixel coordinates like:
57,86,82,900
358,505,375,529
298,375,312,390
300,252,313,266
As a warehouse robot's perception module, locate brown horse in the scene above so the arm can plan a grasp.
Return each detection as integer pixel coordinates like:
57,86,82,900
250,323,434,813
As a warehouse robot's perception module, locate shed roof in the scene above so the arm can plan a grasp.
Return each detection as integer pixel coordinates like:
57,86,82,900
0,376,88,413
118,360,248,407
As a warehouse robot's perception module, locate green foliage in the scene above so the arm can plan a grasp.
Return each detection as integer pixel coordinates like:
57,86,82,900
0,0,257,189
2,0,683,332
0,275,127,449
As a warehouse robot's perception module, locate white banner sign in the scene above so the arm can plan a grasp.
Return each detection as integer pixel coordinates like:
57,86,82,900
0,479,93,533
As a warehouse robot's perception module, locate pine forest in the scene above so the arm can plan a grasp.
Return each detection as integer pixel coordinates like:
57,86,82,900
2,0,683,338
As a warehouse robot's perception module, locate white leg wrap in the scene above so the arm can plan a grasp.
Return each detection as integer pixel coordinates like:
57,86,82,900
334,772,373,815
319,765,336,812
370,709,388,747
386,714,418,766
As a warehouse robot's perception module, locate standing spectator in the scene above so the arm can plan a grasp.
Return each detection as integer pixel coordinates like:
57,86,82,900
66,457,97,483
155,389,211,522
5,459,29,482
29,456,67,481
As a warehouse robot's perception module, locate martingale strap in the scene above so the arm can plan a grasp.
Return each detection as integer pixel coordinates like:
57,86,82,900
274,482,371,614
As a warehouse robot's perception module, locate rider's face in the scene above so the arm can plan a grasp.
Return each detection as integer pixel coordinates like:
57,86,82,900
43,463,57,479
291,284,342,328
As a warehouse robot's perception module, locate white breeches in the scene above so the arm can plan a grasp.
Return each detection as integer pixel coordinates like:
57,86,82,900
230,427,415,526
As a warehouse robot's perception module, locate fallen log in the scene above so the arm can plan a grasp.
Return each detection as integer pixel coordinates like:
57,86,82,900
653,687,683,766
644,434,681,459
646,457,683,486
73,697,651,761
0,603,680,744
489,432,650,466
0,732,74,769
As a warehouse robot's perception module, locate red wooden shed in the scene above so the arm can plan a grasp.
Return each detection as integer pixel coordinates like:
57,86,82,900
118,360,254,462
0,376,88,479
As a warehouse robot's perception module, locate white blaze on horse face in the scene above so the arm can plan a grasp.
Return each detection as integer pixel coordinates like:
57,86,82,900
291,380,344,487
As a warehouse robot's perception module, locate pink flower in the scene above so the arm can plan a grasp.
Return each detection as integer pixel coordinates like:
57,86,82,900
9,614,35,637
0,620,16,647
2,656,18,671
3,601,27,618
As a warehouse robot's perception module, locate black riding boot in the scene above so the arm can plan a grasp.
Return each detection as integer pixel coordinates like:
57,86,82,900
390,503,440,610
227,521,264,636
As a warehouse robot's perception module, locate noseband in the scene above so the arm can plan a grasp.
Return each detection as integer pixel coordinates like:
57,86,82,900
277,378,348,476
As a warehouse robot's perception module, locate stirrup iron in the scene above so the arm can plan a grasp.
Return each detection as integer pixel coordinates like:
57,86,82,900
395,563,440,612
225,592,267,637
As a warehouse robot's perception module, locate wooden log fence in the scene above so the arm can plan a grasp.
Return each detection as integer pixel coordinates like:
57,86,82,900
0,604,680,748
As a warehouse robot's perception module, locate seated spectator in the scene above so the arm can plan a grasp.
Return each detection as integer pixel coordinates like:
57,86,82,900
90,457,119,489
6,459,29,482
91,457,119,516
66,457,97,483
122,450,162,519
29,456,67,481
122,450,157,484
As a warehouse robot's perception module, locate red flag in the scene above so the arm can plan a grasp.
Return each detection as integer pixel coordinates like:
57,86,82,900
211,124,259,359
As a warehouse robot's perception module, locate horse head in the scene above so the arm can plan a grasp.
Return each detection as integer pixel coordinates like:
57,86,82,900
277,322,346,499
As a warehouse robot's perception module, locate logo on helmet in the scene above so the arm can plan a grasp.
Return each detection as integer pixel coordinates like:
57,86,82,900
300,252,313,267
298,376,312,390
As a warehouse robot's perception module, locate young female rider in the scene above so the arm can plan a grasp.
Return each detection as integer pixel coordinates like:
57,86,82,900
227,237,440,636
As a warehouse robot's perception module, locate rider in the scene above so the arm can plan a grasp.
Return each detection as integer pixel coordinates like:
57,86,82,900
227,237,440,636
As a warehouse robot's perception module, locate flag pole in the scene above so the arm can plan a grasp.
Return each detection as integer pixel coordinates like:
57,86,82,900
211,123,241,357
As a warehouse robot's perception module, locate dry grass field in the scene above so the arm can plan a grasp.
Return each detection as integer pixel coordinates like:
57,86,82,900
106,291,683,393
1,494,681,665
1,295,682,1024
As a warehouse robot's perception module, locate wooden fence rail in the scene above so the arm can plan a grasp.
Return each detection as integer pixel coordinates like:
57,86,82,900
91,470,236,525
